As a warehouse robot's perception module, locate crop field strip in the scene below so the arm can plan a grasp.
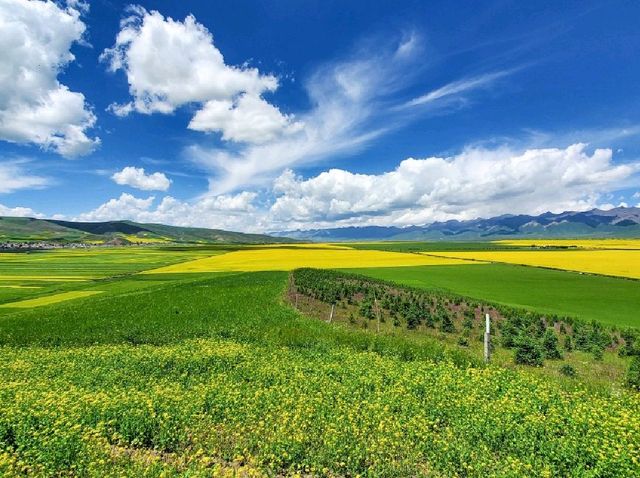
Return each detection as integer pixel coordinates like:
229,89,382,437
494,238,640,250
0,291,104,309
145,247,482,273
419,249,640,279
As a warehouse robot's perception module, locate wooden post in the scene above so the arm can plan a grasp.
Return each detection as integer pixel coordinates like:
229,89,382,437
484,313,491,363
328,303,335,323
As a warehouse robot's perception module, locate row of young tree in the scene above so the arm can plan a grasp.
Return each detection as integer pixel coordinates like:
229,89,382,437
291,268,640,389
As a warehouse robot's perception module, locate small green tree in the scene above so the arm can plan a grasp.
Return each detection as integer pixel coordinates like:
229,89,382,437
564,335,573,352
625,356,640,391
514,336,544,366
559,364,577,377
440,313,455,334
543,329,563,360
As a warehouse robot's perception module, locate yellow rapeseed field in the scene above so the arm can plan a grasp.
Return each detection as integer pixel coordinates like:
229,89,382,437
147,246,479,273
425,250,640,279
120,234,170,244
495,238,640,250
0,290,103,308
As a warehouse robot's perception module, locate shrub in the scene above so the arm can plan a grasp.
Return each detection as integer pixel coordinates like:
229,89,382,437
543,329,563,360
592,346,604,361
564,335,574,352
440,314,455,334
625,356,640,391
559,364,577,377
514,336,544,367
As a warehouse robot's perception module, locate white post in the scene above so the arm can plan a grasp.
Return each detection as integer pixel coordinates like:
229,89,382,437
328,303,335,323
484,313,491,363
373,289,380,333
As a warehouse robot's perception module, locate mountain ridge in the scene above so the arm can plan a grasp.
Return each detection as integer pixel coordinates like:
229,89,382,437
272,207,640,241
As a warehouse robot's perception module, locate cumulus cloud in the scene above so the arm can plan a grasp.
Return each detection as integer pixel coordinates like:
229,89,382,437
112,166,171,191
101,7,298,144
189,93,303,143
0,161,49,194
75,191,258,230
268,144,639,228
0,204,44,218
0,0,99,157
70,143,638,233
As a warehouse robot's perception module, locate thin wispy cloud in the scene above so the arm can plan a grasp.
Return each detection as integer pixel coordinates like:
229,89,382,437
403,69,514,108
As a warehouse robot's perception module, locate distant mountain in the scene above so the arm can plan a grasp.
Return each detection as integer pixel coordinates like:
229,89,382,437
273,207,640,241
0,217,291,244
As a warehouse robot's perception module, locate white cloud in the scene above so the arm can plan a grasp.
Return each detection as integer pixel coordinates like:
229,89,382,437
112,166,171,191
192,35,426,194
189,93,303,143
0,161,49,194
0,0,99,157
71,143,638,233
101,7,297,144
404,70,511,108
75,191,258,230
0,204,43,218
268,144,639,228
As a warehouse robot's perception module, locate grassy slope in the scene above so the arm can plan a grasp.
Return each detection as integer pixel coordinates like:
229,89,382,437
349,263,640,328
0,217,292,244
0,217,87,241
0,271,639,477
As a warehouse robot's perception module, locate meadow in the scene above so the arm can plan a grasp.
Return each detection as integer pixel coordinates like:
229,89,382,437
1,241,639,476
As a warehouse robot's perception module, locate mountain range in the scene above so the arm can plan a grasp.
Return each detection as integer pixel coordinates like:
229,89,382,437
273,207,640,241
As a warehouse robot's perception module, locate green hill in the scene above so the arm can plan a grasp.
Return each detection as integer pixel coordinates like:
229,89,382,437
0,217,291,244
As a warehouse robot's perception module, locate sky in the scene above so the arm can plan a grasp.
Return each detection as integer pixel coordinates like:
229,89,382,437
1,0,640,233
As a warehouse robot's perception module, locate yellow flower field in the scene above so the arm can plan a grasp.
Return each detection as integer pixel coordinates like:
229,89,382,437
147,246,480,273
425,250,640,279
0,290,103,308
495,239,640,250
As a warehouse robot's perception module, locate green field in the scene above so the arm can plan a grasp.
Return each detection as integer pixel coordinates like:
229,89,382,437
0,244,639,477
350,263,640,328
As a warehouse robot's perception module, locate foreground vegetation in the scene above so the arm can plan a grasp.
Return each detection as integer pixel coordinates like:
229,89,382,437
291,268,639,385
1,242,639,476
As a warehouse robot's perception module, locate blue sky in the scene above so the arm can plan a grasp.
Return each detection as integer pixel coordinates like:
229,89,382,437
1,0,639,232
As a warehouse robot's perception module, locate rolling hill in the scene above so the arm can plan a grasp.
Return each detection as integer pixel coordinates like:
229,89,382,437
0,217,291,244
274,206,640,241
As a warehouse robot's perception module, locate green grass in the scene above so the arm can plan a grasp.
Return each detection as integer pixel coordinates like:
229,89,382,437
349,263,640,328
